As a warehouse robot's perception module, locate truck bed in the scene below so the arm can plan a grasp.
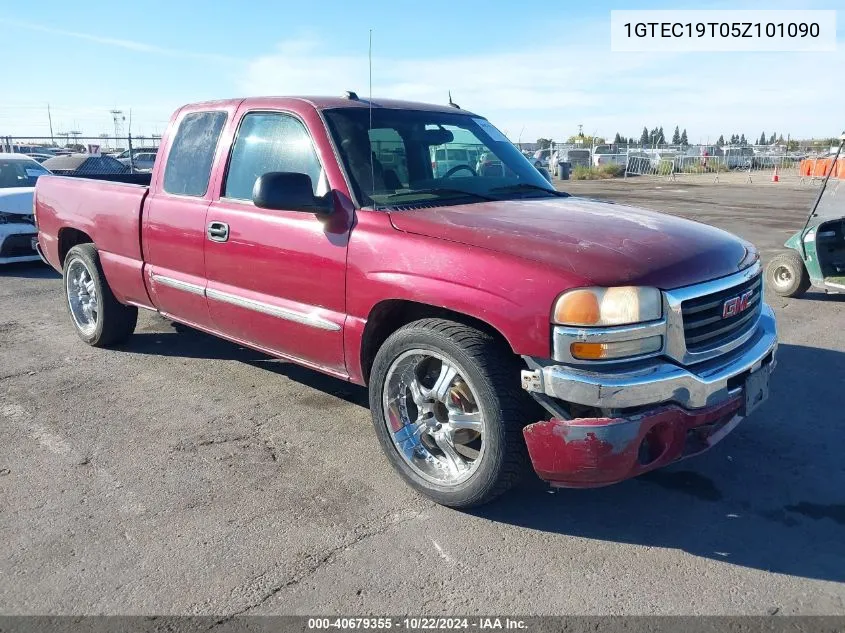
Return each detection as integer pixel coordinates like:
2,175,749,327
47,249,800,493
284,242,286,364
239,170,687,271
35,175,152,307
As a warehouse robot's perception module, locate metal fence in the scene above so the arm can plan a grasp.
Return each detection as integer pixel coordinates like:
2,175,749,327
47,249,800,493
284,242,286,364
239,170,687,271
0,135,161,174
621,148,798,182
3,132,837,185
535,142,836,184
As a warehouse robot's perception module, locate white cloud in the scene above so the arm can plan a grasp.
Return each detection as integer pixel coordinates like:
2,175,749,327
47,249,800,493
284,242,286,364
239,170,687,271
0,19,239,63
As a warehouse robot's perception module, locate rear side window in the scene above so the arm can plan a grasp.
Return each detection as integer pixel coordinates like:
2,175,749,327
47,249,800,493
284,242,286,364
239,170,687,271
224,112,324,200
163,111,227,196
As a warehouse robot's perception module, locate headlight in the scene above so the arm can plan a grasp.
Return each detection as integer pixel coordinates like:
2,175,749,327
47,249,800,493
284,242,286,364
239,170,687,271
553,287,662,326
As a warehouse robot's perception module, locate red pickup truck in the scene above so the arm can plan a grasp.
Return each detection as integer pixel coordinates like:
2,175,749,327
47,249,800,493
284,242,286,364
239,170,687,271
35,96,778,507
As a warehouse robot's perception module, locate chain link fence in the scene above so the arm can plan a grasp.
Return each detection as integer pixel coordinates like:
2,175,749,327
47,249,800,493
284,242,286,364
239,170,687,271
0,135,160,176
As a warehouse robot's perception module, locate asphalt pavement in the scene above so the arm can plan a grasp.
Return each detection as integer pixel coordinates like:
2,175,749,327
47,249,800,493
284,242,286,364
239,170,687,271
1,177,843,615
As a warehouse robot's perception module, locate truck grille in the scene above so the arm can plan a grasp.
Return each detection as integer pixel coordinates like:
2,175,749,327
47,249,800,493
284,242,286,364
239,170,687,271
681,272,762,353
0,233,37,258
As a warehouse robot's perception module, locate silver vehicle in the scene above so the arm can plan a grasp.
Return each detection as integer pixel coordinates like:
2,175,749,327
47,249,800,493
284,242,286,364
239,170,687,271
551,148,591,172
119,152,157,171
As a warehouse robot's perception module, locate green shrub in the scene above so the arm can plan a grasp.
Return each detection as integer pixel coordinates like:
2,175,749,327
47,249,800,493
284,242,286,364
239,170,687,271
571,164,625,180
598,163,625,178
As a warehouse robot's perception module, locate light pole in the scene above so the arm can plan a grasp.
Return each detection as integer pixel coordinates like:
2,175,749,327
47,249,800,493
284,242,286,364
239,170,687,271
110,109,125,142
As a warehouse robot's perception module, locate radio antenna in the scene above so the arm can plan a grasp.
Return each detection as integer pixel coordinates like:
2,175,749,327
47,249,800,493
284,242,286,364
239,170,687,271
368,29,375,201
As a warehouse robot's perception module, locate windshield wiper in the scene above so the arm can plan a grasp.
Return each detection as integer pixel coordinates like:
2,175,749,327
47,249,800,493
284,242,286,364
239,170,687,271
385,188,496,202
489,183,568,197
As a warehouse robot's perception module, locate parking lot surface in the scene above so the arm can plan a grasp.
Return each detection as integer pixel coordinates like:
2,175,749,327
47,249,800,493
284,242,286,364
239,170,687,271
1,179,843,615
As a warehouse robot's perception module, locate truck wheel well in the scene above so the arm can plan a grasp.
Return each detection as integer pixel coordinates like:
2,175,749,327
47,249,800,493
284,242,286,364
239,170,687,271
359,299,515,385
58,228,93,265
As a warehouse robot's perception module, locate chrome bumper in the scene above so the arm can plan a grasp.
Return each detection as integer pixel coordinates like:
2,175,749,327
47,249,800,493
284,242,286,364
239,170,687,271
522,304,777,410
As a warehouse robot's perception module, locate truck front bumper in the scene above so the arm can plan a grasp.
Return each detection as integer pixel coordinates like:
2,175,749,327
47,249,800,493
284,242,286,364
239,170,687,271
520,304,777,487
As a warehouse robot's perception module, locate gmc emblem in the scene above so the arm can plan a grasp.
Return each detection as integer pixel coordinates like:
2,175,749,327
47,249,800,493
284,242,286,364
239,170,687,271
722,289,754,319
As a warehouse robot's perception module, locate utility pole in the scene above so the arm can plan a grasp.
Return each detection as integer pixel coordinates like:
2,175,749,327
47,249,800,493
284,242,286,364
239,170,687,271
47,104,55,145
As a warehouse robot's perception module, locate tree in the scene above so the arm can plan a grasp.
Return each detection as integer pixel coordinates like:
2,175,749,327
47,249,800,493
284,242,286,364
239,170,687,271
628,137,636,145
640,127,649,145
740,134,747,146
759,132,767,145
649,127,660,145
671,126,681,145
680,129,688,146
716,135,724,147
657,126,665,145
536,138,552,151
613,132,623,144
769,132,777,144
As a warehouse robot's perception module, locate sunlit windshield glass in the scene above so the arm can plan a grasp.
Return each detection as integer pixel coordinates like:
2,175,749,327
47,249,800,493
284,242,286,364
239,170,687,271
0,159,49,188
323,108,556,207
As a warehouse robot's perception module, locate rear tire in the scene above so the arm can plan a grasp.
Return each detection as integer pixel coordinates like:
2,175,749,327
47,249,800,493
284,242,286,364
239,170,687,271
766,251,811,298
63,243,137,347
369,318,529,508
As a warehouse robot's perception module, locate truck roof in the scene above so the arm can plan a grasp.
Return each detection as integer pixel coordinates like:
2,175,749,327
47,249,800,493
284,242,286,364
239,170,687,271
183,96,480,117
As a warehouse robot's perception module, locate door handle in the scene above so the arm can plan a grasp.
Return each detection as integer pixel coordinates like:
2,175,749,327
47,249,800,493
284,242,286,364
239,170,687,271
207,221,229,242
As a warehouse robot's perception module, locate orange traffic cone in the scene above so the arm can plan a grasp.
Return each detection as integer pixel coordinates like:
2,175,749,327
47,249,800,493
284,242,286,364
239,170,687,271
772,167,780,182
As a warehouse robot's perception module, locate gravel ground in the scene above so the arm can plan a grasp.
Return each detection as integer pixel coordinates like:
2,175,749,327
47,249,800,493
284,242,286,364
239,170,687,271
0,178,843,616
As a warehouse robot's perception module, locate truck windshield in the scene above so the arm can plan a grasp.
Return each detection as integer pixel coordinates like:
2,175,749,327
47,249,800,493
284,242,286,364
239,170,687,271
323,107,557,208
0,158,50,188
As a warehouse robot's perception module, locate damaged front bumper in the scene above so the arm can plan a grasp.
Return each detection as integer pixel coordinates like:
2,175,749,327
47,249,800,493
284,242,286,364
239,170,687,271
0,222,40,265
520,304,777,487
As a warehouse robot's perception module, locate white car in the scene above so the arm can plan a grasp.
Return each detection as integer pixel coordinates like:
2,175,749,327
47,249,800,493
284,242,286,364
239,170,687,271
592,145,628,167
431,147,474,178
0,154,51,264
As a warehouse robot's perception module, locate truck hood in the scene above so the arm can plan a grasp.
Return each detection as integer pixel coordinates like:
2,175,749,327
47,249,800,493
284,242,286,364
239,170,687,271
388,196,754,289
0,187,35,215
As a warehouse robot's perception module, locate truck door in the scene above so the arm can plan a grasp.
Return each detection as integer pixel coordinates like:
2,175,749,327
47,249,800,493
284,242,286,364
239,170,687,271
141,109,229,329
203,109,350,375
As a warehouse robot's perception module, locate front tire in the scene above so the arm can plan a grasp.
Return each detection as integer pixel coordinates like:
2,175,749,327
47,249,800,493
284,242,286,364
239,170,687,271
766,251,811,298
63,243,137,346
369,318,528,508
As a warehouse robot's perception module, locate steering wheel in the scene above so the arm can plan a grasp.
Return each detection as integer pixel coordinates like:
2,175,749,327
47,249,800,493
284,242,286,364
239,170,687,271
443,164,477,178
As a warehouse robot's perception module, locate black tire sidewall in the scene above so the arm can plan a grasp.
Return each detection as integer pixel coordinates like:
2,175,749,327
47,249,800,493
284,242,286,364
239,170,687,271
63,245,107,345
369,326,512,507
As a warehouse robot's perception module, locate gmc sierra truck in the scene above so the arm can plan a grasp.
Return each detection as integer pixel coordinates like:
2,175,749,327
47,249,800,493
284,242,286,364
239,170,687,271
34,96,778,507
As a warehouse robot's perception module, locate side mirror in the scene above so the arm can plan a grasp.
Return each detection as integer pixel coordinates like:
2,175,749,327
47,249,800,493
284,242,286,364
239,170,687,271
537,166,553,183
252,172,333,215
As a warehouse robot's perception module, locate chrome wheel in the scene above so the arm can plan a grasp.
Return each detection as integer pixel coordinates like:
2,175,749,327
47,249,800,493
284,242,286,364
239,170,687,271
66,258,99,336
772,264,793,290
383,350,485,486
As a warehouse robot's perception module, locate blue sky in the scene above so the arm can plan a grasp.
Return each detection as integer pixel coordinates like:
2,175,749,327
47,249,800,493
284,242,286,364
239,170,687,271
0,0,841,143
